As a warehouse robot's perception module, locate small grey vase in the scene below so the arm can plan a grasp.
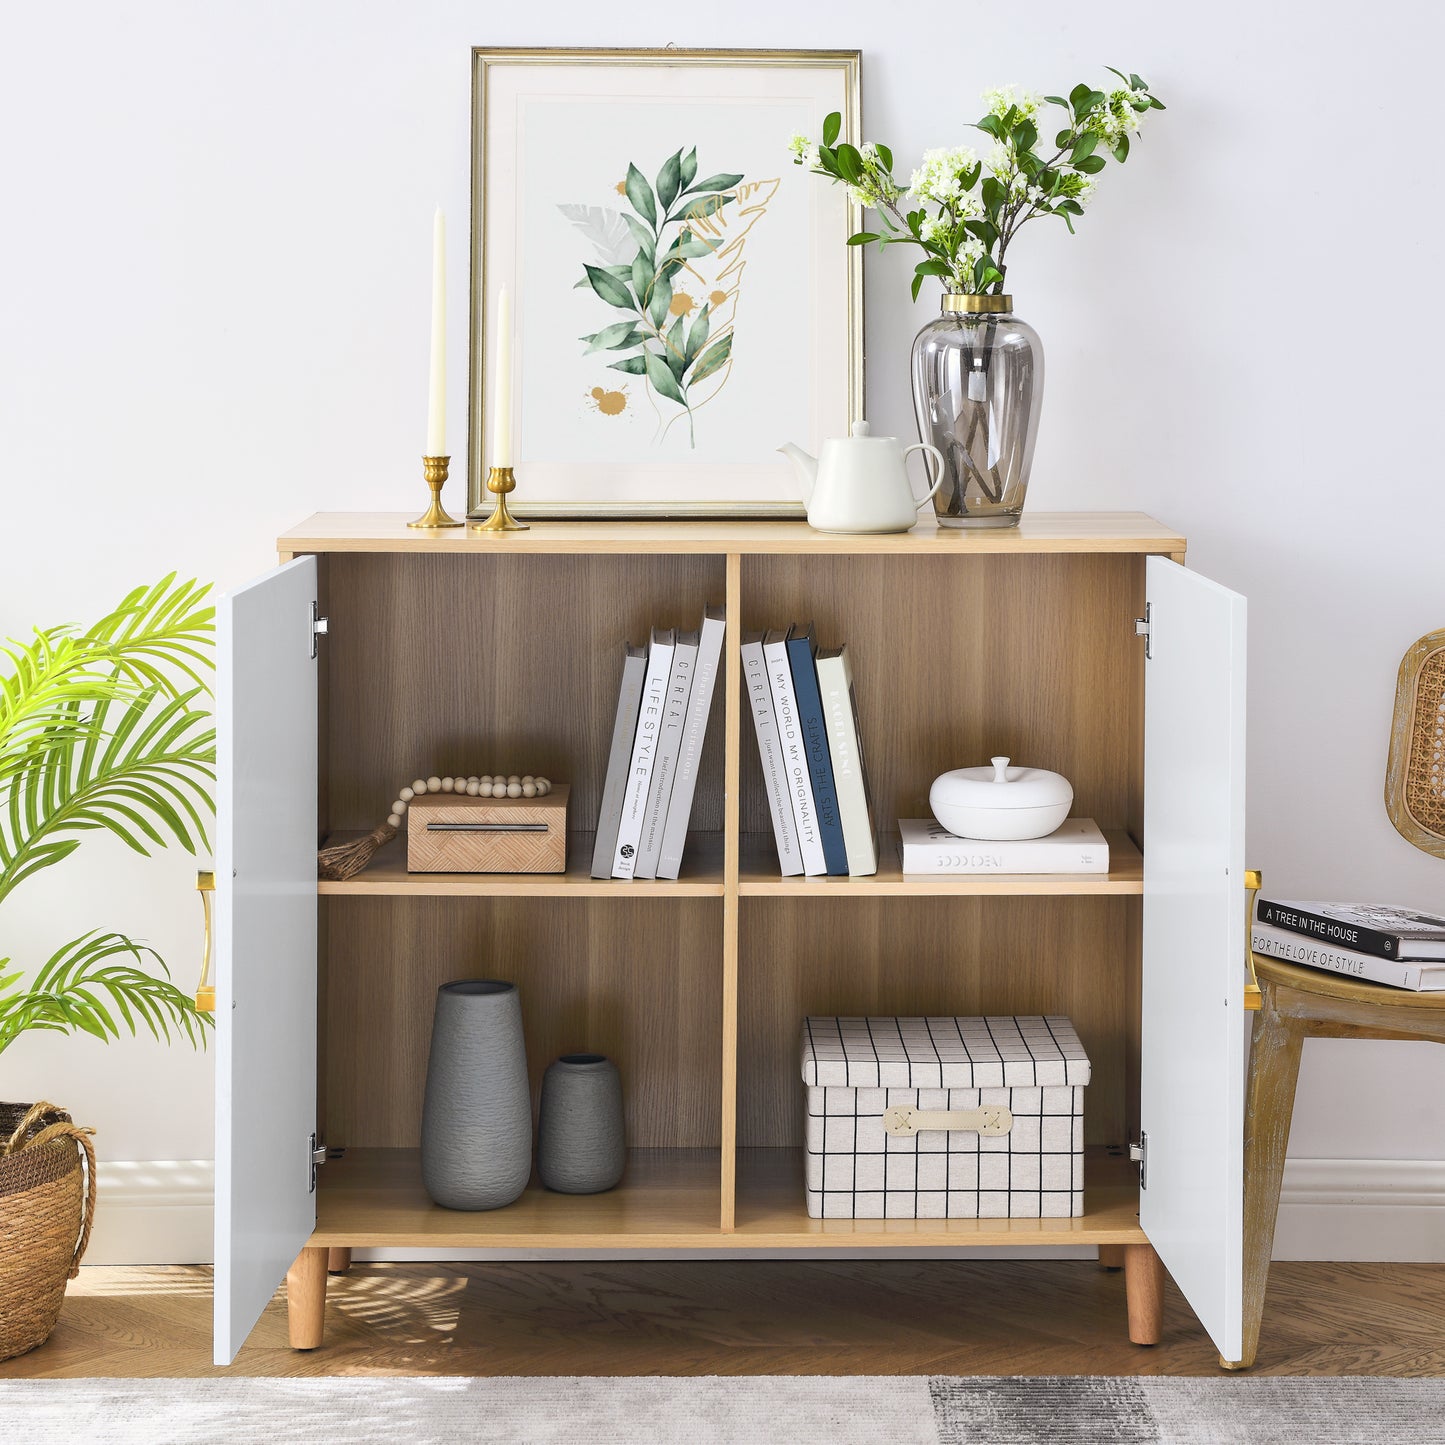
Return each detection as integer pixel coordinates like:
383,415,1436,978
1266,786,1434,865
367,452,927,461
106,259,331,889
420,979,532,1211
536,1053,625,1194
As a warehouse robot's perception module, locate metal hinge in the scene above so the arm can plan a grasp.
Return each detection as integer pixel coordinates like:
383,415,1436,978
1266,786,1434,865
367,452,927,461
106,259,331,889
311,601,329,658
310,1132,327,1192
1134,604,1152,659
1130,1130,1148,1190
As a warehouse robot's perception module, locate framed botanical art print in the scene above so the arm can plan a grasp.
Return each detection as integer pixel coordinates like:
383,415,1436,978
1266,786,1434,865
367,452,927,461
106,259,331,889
468,47,862,518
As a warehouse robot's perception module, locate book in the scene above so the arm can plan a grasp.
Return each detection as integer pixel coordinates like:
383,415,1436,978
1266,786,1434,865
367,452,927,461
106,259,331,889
591,642,647,879
612,628,675,879
657,607,726,881
815,646,877,877
786,625,848,875
740,630,803,877
898,817,1111,874
764,626,827,876
1255,898,1445,961
633,628,697,879
1251,920,1445,991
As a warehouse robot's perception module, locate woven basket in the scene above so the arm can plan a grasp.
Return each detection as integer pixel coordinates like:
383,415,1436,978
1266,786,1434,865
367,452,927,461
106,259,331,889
0,1101,97,1362
1386,628,1445,859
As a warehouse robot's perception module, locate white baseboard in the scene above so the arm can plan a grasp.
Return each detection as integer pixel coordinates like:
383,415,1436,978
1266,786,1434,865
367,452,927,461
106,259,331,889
84,1160,214,1266
1274,1156,1445,1262
80,1155,1445,1267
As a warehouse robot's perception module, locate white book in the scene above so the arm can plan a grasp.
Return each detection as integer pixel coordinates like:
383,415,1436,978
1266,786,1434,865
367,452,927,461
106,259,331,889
657,607,726,881
633,629,697,879
612,628,675,879
740,631,803,877
1251,921,1445,991
764,626,826,876
815,646,876,876
897,817,1111,874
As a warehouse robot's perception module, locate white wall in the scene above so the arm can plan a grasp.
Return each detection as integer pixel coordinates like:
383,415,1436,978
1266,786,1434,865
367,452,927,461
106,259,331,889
2,1,1442,1260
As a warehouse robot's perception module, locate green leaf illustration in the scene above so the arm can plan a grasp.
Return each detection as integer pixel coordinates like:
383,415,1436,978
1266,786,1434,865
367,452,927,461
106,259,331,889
582,322,645,353
680,146,697,191
685,304,710,365
685,172,744,195
668,228,720,260
656,149,683,212
625,162,657,228
647,269,673,330
584,263,635,310
624,215,655,263
664,314,688,379
608,355,648,375
674,194,734,224
631,252,654,312
689,332,732,385
644,349,686,404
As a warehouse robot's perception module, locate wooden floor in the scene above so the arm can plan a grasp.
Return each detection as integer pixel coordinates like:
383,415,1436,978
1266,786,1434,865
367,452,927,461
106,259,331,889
4,1259,1445,1378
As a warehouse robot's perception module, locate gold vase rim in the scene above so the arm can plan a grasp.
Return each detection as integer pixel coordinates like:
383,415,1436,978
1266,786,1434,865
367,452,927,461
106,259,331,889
941,293,1013,313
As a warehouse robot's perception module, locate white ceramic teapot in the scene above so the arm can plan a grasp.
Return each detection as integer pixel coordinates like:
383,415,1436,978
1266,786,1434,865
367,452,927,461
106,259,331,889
779,422,944,534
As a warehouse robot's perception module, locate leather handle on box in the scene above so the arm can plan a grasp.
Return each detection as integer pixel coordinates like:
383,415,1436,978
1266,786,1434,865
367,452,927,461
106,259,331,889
883,1105,1013,1138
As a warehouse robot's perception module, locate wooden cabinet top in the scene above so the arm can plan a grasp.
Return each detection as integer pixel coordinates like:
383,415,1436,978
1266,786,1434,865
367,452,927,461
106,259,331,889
278,511,1186,558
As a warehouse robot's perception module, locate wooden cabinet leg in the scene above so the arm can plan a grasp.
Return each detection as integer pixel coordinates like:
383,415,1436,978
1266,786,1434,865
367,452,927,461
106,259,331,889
1098,1245,1125,1271
286,1247,328,1350
1124,1243,1165,1345
327,1247,353,1275
1237,997,1306,1371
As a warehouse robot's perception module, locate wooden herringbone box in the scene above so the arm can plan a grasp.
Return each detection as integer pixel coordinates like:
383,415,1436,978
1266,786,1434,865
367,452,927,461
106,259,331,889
406,785,569,873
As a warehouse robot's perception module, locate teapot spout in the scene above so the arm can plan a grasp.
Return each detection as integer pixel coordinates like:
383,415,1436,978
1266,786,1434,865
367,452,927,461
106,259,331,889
777,442,817,504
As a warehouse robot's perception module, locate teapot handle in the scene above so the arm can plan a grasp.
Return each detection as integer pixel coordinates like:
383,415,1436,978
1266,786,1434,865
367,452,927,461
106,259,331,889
902,443,946,509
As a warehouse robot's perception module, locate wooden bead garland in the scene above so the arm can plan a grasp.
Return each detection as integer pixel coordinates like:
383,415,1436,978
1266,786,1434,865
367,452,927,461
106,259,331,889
317,771,553,882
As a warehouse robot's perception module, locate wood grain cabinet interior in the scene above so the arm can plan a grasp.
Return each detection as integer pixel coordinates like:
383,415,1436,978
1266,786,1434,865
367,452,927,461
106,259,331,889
212,513,1248,1367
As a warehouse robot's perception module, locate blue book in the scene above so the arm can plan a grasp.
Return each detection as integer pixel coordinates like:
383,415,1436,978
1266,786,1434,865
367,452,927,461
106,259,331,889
785,624,849,876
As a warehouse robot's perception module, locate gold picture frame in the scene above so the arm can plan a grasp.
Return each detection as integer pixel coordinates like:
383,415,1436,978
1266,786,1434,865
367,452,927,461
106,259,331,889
467,46,863,519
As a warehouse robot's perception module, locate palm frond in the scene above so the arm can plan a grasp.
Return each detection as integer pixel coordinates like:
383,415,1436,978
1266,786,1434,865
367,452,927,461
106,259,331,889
0,931,212,1055
0,686,215,906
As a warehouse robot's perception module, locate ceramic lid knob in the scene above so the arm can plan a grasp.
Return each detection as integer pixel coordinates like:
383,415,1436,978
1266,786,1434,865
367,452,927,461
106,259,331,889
991,756,1011,783
851,420,871,437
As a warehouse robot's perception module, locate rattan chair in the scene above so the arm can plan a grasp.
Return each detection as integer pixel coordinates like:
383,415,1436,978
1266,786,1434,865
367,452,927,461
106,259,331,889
1230,629,1445,1370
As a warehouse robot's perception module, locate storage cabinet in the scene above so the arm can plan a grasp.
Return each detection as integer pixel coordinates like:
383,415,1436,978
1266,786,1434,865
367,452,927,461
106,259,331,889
212,512,1247,1367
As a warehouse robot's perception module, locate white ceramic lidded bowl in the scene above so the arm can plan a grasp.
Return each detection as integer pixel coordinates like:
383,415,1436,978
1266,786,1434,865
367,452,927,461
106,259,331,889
929,756,1074,841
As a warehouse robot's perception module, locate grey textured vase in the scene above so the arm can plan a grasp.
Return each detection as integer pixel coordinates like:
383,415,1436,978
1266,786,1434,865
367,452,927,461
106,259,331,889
536,1054,625,1194
420,980,532,1211
910,294,1044,527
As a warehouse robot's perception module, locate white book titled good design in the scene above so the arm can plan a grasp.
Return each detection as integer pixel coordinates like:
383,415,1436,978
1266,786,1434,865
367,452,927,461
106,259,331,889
612,628,675,879
897,818,1110,874
1251,921,1445,991
741,632,802,877
657,608,726,881
634,629,697,879
764,627,826,876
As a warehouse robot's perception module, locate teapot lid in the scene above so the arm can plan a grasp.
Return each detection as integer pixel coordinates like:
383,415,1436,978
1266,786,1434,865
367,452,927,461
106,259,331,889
933,756,1073,810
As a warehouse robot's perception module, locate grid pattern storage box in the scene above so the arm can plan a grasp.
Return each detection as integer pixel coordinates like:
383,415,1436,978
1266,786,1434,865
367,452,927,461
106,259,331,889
801,1016,1091,1220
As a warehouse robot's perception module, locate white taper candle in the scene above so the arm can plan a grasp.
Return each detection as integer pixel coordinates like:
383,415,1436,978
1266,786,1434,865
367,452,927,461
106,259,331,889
492,284,513,467
426,208,446,455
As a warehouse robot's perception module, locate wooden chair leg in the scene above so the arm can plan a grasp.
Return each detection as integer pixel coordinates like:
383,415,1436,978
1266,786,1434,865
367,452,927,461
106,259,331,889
286,1246,329,1350
1098,1244,1125,1271
1124,1243,1165,1345
1234,997,1306,1370
327,1247,353,1275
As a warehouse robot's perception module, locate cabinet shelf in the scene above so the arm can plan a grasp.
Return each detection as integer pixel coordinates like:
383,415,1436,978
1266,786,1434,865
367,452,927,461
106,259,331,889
738,830,1143,897
308,1146,1144,1250
316,831,726,897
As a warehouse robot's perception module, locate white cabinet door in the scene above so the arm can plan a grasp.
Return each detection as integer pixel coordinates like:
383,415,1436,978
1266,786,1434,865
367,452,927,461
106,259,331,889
1140,555,1247,1363
214,557,319,1366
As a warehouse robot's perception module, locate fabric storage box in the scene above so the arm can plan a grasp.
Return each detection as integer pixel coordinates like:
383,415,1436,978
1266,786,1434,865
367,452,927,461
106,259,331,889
800,1016,1090,1220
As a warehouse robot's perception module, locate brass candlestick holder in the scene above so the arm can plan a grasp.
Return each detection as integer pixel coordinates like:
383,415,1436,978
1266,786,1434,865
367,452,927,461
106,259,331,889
472,465,530,532
408,455,462,528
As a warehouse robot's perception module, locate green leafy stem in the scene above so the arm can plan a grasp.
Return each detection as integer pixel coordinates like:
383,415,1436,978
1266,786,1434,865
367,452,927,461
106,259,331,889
577,146,744,446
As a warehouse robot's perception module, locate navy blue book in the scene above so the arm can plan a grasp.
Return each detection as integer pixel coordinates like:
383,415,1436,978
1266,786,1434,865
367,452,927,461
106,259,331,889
786,624,849,876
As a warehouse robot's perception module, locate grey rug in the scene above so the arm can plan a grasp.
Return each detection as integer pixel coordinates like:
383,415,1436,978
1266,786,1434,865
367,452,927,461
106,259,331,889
2,1375,1444,1444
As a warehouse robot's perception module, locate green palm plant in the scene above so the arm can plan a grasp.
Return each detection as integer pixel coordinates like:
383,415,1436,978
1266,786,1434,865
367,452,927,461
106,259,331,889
0,576,216,1055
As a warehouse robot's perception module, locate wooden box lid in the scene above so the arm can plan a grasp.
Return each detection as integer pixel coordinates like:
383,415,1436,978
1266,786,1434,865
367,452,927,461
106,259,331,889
407,784,569,874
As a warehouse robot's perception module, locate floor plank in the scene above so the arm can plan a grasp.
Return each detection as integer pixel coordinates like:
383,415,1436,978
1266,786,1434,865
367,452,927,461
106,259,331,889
2,1260,1444,1378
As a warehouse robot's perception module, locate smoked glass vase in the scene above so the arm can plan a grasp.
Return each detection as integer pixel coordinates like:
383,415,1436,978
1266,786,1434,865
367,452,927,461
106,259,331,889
910,294,1043,527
